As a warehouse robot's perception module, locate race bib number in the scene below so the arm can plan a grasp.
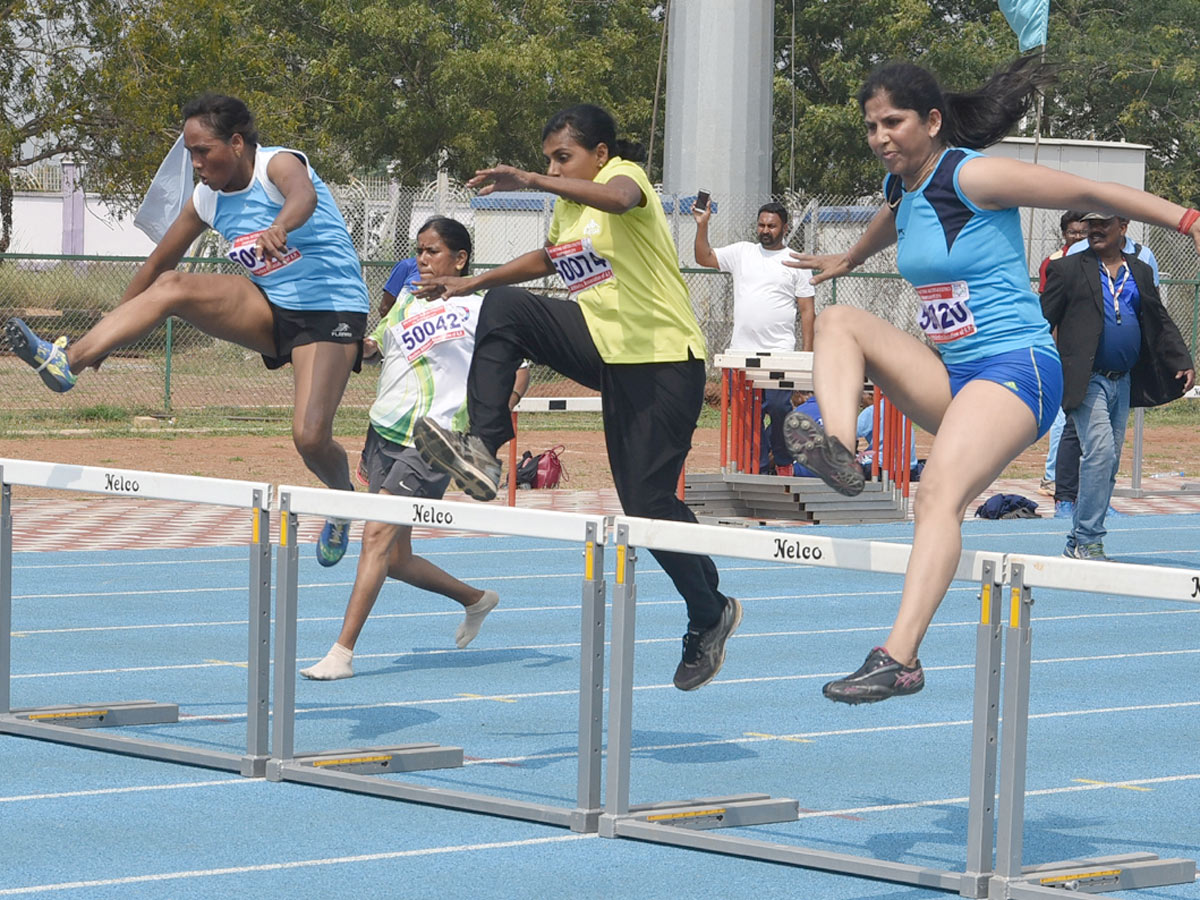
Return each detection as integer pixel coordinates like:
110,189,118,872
227,230,302,277
547,239,613,295
392,303,470,362
915,281,976,343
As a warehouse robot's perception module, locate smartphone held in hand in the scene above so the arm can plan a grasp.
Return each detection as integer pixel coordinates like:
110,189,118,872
694,189,711,212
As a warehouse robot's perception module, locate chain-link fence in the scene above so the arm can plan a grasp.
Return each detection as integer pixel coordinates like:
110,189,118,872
2,177,1198,415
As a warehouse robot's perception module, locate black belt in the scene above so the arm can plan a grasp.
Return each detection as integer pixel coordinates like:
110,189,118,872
1094,369,1127,380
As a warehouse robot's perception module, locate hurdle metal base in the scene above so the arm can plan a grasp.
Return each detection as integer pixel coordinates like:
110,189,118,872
607,793,799,832
0,713,268,776
271,763,593,830
992,854,1198,897
604,818,989,896
9,700,179,728
269,743,463,776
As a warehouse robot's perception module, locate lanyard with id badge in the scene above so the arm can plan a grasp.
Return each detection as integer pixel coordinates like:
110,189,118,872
546,238,614,295
915,281,977,344
227,229,302,277
1101,261,1132,324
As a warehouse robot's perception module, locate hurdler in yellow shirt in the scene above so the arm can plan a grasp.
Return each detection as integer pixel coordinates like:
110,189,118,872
548,158,706,364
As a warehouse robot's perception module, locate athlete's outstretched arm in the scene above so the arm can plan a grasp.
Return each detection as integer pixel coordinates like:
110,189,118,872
787,204,898,285
958,157,1200,251
121,200,208,302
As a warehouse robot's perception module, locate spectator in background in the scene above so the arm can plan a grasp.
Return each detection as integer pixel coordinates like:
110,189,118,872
693,200,816,475
1036,211,1088,496
1042,212,1193,560
1050,216,1162,517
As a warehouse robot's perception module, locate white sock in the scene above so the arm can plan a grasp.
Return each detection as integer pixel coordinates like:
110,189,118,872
456,590,499,649
300,643,354,680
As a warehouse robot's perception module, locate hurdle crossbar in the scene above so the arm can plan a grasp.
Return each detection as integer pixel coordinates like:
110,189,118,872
987,555,1199,898
267,485,608,832
599,515,1006,898
0,460,273,776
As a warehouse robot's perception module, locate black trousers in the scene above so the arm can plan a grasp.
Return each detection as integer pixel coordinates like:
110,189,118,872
468,286,725,630
1053,415,1080,503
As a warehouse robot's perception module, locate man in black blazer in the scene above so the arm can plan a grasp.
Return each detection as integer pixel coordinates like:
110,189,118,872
1042,213,1194,561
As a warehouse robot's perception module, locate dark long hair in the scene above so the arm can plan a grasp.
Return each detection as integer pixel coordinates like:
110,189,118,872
417,216,472,272
541,104,646,163
182,93,259,146
857,56,1054,150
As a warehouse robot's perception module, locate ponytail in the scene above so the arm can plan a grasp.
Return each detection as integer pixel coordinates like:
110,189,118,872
543,104,644,162
858,56,1055,151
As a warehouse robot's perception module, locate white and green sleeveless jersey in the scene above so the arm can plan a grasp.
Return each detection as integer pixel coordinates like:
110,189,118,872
368,290,484,446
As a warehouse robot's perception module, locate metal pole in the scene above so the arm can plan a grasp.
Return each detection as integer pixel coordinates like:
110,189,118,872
573,522,606,832
0,478,11,715
163,317,174,412
994,563,1035,885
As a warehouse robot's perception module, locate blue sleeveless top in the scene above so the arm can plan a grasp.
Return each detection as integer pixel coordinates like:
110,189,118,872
889,147,1055,365
193,147,368,314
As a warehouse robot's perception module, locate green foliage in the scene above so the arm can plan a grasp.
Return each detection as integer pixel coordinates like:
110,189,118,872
77,0,663,208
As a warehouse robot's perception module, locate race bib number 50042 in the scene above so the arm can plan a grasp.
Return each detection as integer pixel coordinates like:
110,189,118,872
394,304,469,362
227,230,302,277
915,281,976,343
547,238,614,295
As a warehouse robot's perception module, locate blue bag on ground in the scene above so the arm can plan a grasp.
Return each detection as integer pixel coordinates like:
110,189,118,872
975,493,1039,519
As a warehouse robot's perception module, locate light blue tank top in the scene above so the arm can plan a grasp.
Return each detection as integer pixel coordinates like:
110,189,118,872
890,147,1054,365
193,147,368,313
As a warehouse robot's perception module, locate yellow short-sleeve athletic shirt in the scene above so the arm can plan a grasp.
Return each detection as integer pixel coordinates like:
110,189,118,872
546,158,706,364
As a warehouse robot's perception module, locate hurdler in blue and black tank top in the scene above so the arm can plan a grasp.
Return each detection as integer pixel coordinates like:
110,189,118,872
192,146,369,314
889,147,1056,366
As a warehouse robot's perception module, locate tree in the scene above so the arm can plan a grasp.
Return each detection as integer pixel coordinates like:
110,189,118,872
0,0,116,251
76,0,663,209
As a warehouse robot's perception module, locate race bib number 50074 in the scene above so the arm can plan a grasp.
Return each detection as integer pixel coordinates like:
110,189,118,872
547,238,613,295
227,230,302,277
915,281,976,343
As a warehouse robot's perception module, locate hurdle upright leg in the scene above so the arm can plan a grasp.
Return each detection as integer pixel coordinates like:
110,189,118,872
267,501,300,779
572,521,606,832
1,480,11,716
599,524,638,835
961,560,1005,897
990,563,1196,898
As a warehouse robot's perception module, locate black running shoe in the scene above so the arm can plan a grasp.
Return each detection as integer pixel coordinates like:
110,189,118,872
782,410,864,496
822,646,924,704
413,417,502,501
673,596,743,691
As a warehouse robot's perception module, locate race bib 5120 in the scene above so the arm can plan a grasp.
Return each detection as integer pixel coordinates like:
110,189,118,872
915,281,976,343
392,303,470,362
227,230,302,277
547,238,614,295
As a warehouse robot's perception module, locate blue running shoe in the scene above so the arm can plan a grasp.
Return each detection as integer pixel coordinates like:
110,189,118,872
1053,500,1075,519
316,519,350,567
5,318,76,392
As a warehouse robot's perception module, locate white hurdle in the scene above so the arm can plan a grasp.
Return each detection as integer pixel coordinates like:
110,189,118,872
267,485,608,832
0,458,273,776
598,515,1007,897
988,554,1199,898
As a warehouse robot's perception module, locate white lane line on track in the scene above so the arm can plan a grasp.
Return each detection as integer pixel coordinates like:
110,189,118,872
14,628,1195,686
8,545,563,571
0,779,249,803
795,773,1200,820
474,700,1200,767
0,834,594,896
17,589,1196,641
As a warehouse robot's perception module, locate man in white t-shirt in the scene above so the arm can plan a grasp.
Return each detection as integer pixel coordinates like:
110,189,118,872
693,200,815,474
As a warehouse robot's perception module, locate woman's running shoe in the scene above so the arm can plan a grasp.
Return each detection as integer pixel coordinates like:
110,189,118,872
413,418,501,502
782,410,863,496
5,318,77,392
822,646,924,704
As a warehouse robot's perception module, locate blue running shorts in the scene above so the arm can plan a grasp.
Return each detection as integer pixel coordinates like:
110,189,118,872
944,346,1063,439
